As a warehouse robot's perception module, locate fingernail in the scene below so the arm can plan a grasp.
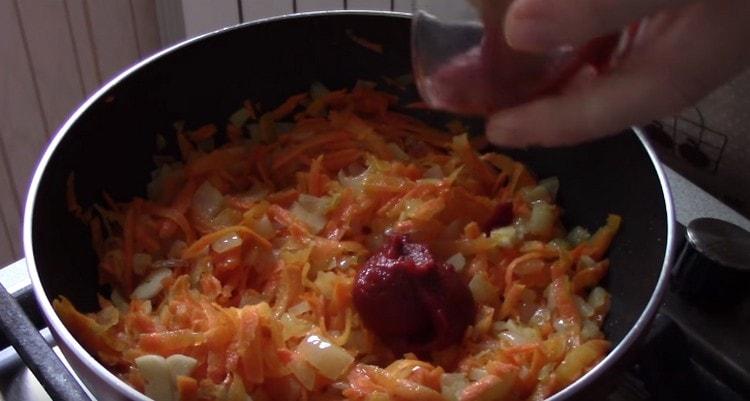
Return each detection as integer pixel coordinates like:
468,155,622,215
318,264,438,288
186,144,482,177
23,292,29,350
505,0,561,52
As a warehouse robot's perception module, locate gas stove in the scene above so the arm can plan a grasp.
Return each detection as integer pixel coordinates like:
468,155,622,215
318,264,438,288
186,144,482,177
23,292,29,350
1,165,747,401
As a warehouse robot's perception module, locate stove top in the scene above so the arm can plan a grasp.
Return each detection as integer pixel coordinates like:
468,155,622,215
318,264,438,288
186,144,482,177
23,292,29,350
1,165,748,401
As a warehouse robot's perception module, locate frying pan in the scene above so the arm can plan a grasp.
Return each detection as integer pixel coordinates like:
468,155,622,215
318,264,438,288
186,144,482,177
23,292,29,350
15,11,674,401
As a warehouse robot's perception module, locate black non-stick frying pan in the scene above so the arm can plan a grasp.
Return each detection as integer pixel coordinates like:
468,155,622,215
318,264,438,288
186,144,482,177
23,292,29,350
12,11,673,401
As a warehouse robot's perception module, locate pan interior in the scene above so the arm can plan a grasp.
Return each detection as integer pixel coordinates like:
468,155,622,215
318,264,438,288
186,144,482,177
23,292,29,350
31,13,667,352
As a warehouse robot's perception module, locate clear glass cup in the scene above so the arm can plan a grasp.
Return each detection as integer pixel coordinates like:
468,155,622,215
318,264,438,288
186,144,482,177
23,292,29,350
412,0,636,116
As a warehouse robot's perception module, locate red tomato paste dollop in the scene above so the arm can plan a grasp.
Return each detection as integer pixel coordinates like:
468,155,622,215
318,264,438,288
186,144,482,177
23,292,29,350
353,235,476,354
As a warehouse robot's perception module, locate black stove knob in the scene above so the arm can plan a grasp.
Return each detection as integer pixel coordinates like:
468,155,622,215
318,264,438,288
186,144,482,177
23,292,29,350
672,218,750,305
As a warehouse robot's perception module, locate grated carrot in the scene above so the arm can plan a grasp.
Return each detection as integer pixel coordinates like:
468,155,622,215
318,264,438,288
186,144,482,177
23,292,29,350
182,225,272,259
57,85,620,401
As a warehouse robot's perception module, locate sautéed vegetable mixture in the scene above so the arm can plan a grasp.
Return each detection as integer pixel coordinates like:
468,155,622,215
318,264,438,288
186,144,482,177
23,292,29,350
58,82,620,401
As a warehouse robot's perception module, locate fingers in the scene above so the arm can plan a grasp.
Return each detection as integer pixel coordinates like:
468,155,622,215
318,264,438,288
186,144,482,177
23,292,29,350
488,0,750,148
504,0,698,52
485,65,689,147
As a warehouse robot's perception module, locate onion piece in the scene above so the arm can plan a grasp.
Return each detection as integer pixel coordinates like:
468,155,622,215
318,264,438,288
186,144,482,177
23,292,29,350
135,355,173,401
211,231,243,253
297,335,354,380
132,268,172,300
387,143,410,161
423,165,444,180
251,215,275,239
310,81,330,100
441,373,469,401
290,194,334,234
166,354,197,378
588,287,610,310
314,272,338,299
280,313,312,340
527,202,556,236
539,177,560,200
288,301,311,317
191,181,223,221
289,356,317,391
446,253,466,272
468,272,499,304
567,226,591,246
490,226,518,248
497,319,541,346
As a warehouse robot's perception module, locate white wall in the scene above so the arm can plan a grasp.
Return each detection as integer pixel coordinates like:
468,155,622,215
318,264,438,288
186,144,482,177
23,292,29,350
0,0,160,266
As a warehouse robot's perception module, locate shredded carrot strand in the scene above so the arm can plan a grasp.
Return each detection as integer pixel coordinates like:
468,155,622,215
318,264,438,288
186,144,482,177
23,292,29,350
272,130,351,170
144,203,197,243
57,85,620,401
182,226,272,260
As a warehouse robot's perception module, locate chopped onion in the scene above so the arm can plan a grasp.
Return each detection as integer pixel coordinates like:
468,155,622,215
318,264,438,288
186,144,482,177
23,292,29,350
288,301,311,317
152,259,188,270
575,296,594,318
280,313,312,340
297,335,354,380
191,182,223,220
588,287,609,309
580,319,601,341
336,256,358,270
110,288,128,311
468,272,499,304
291,194,333,234
527,202,556,236
239,290,267,307
441,373,469,401
529,308,551,327
135,355,173,401
310,81,330,100
423,165,444,179
190,257,212,286
338,168,369,190
229,107,251,128
490,226,518,248
212,208,243,228
538,363,555,381
567,226,591,246
468,368,488,381
387,143,409,161
577,255,596,269
289,356,317,391
147,163,184,203
132,268,172,300
314,272,338,299
166,354,197,378
211,231,243,253
514,258,546,276
446,253,466,272
354,80,377,90
290,203,326,234
539,177,560,200
548,238,571,251
553,317,578,333
298,194,333,213
492,321,508,333
522,185,551,203
498,319,542,346
251,214,275,239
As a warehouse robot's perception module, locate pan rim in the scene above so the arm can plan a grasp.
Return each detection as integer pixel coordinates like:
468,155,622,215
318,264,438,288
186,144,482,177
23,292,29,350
548,126,676,400
22,10,675,401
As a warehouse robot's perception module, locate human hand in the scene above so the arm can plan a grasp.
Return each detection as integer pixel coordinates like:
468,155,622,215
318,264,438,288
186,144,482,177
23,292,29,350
486,0,750,147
